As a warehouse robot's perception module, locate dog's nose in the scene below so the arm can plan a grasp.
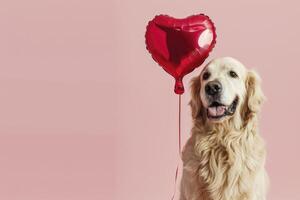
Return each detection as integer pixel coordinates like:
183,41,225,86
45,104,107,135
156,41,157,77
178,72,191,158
205,81,222,96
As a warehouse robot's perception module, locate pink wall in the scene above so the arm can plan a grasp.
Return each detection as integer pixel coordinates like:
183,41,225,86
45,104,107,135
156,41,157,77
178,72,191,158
0,0,299,199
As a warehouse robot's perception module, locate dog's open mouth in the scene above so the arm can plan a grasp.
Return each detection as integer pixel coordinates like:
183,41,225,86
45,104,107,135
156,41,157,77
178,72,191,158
207,97,239,120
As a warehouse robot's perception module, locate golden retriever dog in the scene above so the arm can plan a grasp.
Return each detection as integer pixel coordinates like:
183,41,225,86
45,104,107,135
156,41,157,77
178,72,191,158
180,57,268,200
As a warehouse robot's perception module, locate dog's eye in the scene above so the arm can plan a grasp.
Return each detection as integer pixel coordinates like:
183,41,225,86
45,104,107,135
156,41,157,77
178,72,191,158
203,72,210,80
229,71,238,78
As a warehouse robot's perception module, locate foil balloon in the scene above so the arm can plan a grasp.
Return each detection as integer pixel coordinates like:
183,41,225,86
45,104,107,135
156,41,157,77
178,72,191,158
145,14,217,94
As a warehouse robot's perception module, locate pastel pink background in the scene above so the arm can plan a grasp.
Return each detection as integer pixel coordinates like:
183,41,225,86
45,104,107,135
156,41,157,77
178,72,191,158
0,0,298,199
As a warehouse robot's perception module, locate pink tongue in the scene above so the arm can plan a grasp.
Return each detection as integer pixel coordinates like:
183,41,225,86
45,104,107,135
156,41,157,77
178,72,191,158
208,106,226,117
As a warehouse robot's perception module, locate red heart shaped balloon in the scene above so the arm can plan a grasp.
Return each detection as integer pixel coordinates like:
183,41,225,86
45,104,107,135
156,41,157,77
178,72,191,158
145,14,217,94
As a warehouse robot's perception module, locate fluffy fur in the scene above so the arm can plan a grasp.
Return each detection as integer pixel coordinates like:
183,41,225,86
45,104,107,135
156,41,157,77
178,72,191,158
180,57,268,200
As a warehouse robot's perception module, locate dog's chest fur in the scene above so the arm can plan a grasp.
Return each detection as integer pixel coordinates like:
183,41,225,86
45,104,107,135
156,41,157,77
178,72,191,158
182,128,265,200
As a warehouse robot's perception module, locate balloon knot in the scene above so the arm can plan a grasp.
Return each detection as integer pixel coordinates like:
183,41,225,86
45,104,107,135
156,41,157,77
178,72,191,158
174,79,184,94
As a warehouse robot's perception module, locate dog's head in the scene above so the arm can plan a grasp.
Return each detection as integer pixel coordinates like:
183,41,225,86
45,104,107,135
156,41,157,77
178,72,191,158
190,57,264,128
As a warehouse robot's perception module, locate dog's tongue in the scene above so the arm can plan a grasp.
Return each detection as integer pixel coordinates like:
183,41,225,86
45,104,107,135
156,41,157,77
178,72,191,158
208,106,226,117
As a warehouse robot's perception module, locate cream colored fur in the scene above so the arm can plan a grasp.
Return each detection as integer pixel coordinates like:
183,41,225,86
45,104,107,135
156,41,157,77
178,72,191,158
180,57,268,200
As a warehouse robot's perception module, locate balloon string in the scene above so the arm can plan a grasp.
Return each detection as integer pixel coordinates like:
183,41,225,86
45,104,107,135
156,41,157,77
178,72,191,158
178,94,182,155
171,94,182,200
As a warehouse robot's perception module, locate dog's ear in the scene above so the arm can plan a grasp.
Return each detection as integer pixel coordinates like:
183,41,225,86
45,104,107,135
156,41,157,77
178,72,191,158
243,70,265,120
189,75,203,119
